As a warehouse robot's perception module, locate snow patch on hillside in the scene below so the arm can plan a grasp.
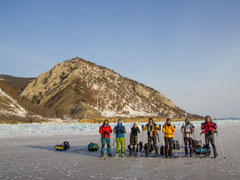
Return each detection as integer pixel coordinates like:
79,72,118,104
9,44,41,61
0,88,27,117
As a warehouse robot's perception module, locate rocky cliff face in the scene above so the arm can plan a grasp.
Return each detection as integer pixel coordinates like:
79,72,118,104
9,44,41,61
21,57,189,119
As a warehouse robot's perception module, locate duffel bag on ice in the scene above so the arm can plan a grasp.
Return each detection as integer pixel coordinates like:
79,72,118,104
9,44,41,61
88,142,99,151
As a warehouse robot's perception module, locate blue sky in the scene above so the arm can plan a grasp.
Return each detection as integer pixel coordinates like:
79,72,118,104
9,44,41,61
0,0,240,118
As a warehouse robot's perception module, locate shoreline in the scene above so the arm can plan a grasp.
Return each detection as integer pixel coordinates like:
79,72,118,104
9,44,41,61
0,117,204,125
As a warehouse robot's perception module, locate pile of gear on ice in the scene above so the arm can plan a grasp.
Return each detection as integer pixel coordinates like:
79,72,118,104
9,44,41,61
57,116,220,159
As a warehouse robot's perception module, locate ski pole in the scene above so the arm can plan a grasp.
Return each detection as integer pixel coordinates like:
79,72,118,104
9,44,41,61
182,123,184,158
217,131,226,159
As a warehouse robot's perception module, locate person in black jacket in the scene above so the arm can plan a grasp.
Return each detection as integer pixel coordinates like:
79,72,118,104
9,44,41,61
129,123,140,156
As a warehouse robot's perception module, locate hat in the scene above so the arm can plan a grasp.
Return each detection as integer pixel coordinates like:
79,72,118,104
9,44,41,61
149,118,153,122
118,119,122,123
166,118,171,122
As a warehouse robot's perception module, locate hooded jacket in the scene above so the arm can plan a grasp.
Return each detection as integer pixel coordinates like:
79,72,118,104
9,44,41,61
99,124,112,138
201,122,217,135
143,123,161,137
114,124,126,138
162,123,175,138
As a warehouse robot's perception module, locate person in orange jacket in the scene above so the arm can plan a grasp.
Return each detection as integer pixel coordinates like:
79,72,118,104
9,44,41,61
99,119,113,157
162,118,175,158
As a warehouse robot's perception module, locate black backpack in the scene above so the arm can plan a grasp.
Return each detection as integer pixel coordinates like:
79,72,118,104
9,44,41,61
160,145,165,156
128,144,139,153
144,143,154,153
173,140,180,150
63,141,70,150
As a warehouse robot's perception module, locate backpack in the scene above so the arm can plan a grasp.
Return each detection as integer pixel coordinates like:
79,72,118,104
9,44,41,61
192,139,201,149
128,144,139,153
88,143,99,151
160,145,174,156
173,140,180,150
183,123,194,134
63,141,70,150
160,145,165,156
55,141,70,151
194,144,211,155
144,143,154,153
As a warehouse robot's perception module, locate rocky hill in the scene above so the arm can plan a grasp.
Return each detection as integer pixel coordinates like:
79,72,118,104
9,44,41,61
0,80,54,123
21,57,195,120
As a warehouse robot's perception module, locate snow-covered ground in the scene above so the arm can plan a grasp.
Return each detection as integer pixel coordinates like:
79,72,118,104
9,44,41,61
0,120,240,180
0,88,27,117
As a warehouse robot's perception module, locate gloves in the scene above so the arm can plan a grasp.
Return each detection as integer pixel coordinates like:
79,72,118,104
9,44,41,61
142,125,144,129
174,125,176,129
103,131,108,135
159,124,161,128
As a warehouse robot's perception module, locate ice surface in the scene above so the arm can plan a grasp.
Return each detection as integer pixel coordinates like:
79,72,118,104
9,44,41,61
0,122,239,180
0,119,239,138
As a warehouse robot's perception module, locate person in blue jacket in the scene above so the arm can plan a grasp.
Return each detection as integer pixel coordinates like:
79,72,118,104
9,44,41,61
114,119,126,157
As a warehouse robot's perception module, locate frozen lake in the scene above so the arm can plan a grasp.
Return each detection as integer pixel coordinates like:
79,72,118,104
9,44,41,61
0,120,240,180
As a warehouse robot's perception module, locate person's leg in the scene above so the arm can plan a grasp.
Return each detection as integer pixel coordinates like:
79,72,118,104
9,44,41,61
101,138,106,155
129,136,133,156
120,137,125,155
169,138,173,157
116,137,120,156
106,138,112,155
146,136,152,156
164,137,169,157
205,135,210,156
189,138,193,157
184,137,188,156
153,136,159,156
210,135,217,157
133,137,137,156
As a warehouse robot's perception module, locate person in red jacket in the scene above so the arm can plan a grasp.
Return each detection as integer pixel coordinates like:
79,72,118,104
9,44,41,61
201,115,218,158
99,119,113,157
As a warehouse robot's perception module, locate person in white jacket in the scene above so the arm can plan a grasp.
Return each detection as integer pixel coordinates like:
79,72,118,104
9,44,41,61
181,119,195,157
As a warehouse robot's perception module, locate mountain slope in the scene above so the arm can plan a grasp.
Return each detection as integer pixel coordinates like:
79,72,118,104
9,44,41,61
21,57,192,119
0,74,35,93
0,80,55,123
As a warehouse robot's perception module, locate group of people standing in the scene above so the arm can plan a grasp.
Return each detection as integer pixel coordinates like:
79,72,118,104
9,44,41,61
99,116,218,158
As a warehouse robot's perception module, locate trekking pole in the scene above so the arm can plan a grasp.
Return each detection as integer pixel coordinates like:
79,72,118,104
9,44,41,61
141,124,144,156
200,132,203,158
217,131,226,159
182,124,184,158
